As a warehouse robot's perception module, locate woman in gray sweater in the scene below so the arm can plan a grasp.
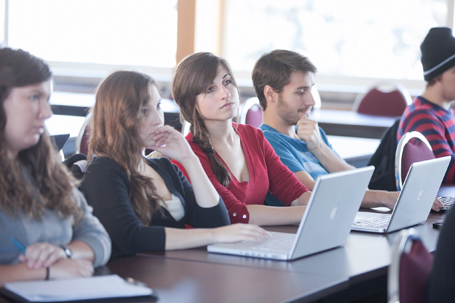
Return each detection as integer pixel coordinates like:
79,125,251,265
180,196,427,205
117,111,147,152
0,47,111,285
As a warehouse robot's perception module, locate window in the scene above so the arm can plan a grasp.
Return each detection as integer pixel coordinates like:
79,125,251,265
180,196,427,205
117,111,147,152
0,0,5,45
7,0,177,68
3,0,455,98
225,0,448,81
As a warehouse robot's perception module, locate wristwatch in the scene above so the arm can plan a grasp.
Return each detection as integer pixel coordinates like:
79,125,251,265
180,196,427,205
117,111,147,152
61,246,73,259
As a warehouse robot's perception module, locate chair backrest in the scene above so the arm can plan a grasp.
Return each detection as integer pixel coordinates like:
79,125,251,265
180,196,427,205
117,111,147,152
240,97,263,128
395,131,434,191
353,82,412,117
388,229,434,303
75,113,92,156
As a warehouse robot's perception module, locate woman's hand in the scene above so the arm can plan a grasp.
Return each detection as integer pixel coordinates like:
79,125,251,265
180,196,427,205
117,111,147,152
18,242,67,269
49,259,94,279
147,126,195,162
212,224,270,243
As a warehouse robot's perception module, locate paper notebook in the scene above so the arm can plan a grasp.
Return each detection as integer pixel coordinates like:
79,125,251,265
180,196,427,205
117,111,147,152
4,275,152,302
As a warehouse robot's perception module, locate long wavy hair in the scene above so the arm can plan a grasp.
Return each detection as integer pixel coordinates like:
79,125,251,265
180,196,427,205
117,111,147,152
0,47,82,221
172,52,239,187
88,71,162,225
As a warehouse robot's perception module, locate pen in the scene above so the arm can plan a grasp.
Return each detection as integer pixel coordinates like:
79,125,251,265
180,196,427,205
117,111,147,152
10,236,26,253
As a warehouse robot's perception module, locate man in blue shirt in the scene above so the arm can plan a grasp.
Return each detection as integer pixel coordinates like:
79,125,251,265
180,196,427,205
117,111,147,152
253,50,405,210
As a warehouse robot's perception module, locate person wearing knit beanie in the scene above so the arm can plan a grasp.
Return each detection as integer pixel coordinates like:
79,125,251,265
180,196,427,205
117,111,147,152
416,26,455,109
397,26,455,186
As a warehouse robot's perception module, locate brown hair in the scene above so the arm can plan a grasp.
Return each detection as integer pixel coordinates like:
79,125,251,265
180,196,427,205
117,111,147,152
252,49,317,110
89,71,162,225
426,74,442,87
172,52,238,187
0,47,82,221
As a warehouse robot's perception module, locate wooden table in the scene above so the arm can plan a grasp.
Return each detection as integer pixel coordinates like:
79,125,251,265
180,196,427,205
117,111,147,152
0,212,442,303
311,109,398,139
137,213,442,302
327,135,380,168
103,255,347,303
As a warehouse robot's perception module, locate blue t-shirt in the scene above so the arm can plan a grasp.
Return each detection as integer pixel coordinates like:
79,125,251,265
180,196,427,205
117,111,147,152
259,124,343,180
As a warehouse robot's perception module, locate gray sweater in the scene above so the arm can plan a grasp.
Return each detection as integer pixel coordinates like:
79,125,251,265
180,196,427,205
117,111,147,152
0,188,111,267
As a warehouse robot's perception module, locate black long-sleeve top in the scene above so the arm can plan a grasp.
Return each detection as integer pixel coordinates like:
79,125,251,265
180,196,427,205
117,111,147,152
81,156,230,260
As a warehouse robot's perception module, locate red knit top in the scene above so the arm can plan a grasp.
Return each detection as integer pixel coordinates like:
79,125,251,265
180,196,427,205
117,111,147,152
173,124,308,223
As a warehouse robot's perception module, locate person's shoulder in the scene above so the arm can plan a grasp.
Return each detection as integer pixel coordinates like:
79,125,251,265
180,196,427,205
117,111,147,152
86,156,124,176
258,123,271,132
81,156,128,191
260,125,288,142
235,123,264,137
258,124,278,134
404,107,439,120
89,156,119,166
409,97,441,115
402,99,436,118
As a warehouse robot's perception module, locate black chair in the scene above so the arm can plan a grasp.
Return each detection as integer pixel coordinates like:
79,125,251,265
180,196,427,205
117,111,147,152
63,153,87,180
367,118,400,191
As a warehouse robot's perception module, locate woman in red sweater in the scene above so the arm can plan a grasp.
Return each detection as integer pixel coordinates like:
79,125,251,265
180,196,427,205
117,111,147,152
172,52,311,225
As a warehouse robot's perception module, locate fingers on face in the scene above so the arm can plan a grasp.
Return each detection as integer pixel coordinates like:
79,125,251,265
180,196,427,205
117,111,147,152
152,131,171,143
152,125,176,136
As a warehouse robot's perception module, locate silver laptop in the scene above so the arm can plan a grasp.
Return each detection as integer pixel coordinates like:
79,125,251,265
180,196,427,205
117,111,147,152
207,166,374,261
352,156,450,234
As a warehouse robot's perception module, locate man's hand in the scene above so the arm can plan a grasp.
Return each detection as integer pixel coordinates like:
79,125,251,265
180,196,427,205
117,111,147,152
296,116,324,152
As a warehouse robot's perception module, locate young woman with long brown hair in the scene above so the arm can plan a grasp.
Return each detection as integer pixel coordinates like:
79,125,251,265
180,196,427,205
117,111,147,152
172,52,311,226
0,48,111,286
81,71,268,260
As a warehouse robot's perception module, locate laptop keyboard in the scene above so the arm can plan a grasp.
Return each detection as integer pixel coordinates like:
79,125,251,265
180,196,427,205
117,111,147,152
353,215,391,228
437,197,455,210
252,238,294,252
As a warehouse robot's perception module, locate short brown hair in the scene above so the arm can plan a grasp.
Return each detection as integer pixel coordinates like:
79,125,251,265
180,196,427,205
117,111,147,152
426,74,442,87
252,50,317,110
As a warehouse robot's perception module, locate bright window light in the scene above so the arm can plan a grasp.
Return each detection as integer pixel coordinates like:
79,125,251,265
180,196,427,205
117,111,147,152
0,0,5,45
225,0,447,80
7,0,177,68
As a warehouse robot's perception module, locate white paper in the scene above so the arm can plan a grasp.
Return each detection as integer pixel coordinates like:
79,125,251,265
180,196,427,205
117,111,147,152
5,275,152,302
